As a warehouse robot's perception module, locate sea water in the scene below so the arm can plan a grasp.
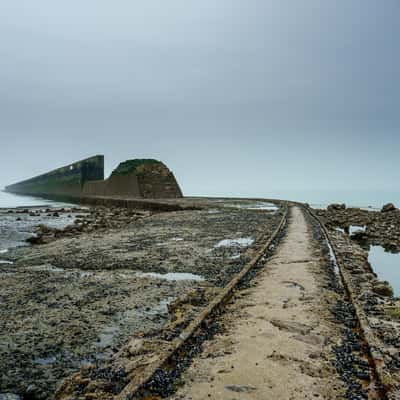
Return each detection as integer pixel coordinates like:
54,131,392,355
0,191,77,251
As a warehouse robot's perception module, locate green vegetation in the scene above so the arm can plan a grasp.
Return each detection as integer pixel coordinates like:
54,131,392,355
384,306,400,320
111,159,162,176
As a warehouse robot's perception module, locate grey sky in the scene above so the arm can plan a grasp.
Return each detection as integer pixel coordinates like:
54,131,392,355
0,1,399,197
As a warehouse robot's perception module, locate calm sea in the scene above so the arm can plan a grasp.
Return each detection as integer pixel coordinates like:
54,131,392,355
261,190,399,210
0,190,77,252
0,190,75,209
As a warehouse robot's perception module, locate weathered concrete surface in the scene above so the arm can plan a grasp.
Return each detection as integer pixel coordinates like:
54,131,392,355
170,207,344,399
5,157,183,201
82,159,182,199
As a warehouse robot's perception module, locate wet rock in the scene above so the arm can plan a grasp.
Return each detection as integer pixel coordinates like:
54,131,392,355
372,281,394,297
0,395,21,400
327,203,346,211
382,203,396,213
350,231,368,241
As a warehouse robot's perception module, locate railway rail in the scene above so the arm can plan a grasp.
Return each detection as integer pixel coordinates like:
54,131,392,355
111,204,289,400
304,205,395,400
56,203,399,399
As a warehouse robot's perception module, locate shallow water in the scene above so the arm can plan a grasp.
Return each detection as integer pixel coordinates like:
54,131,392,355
0,210,78,251
368,246,400,296
136,272,205,282
237,202,278,211
34,356,57,366
349,225,366,235
215,237,254,248
0,190,74,209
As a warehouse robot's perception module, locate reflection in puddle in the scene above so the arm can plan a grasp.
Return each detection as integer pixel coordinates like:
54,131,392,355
136,272,204,282
215,237,254,248
368,245,400,296
0,260,13,265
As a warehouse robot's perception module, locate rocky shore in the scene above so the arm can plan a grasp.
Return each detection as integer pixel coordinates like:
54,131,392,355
0,200,283,399
311,203,400,396
314,203,400,252
325,228,400,394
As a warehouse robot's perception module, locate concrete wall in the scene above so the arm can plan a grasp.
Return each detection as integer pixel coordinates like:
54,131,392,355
5,155,104,197
82,174,141,197
82,160,182,199
6,156,183,201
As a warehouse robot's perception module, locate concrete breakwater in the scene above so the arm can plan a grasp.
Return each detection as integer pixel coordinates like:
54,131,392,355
5,156,183,201
5,155,104,198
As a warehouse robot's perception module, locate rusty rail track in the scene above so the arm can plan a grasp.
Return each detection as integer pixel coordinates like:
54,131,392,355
110,205,289,400
303,205,395,400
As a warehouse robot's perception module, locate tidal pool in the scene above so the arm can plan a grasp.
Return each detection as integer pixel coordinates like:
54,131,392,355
368,245,400,296
136,272,205,282
349,225,366,235
215,237,254,248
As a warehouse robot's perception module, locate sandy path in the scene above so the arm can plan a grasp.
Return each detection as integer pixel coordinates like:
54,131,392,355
171,206,343,399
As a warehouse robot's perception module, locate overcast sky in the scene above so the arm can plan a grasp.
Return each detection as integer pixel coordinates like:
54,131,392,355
0,1,399,198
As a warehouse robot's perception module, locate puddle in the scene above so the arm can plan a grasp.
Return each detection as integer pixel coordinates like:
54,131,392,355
28,264,64,272
95,298,173,350
170,237,184,242
241,202,278,211
284,281,304,290
349,225,366,235
95,325,120,349
326,240,340,276
215,237,254,248
0,249,11,264
368,245,400,296
225,202,278,211
136,272,205,282
230,254,241,260
79,271,95,278
0,393,21,400
143,298,172,315
34,356,57,366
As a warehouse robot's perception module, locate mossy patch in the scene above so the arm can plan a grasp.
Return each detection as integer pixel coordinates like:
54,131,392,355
384,306,400,320
111,159,162,176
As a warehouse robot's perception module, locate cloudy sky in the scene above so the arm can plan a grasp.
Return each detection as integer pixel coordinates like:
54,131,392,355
0,1,399,199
